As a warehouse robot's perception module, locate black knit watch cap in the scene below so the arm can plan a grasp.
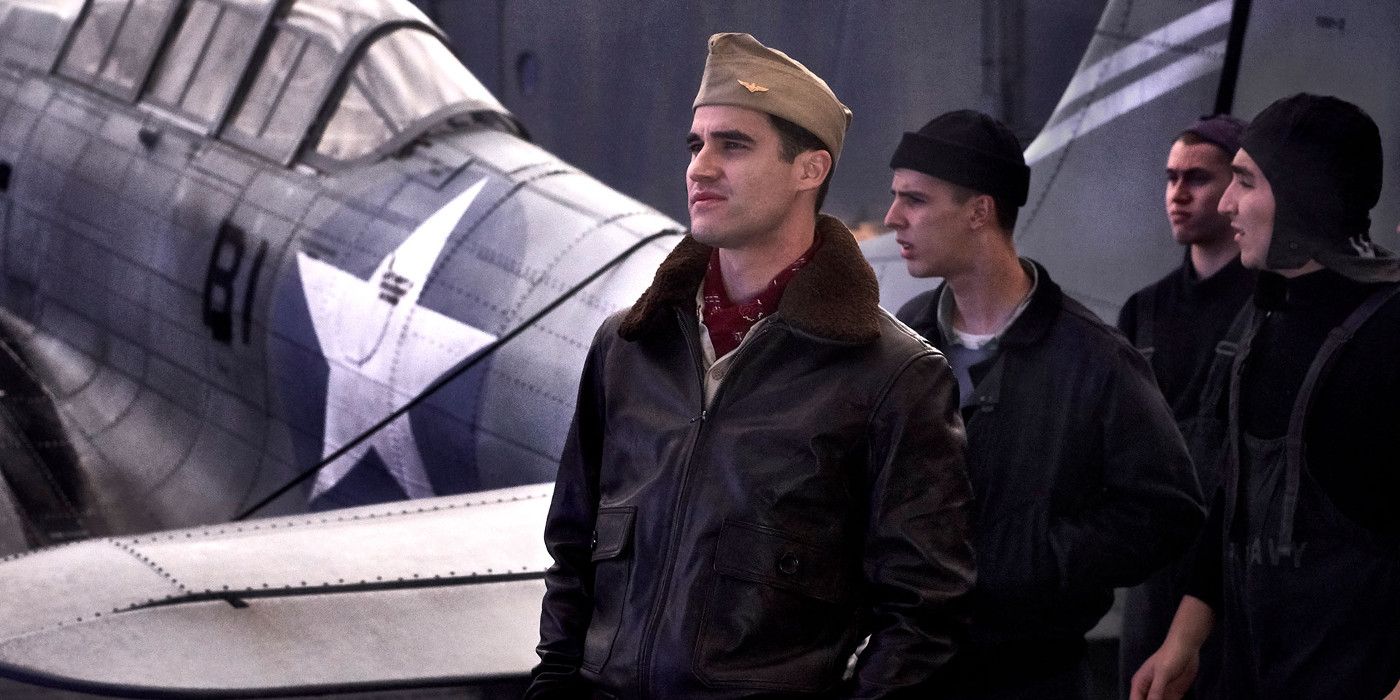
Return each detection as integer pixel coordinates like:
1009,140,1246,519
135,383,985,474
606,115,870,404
1241,93,1399,281
889,110,1030,207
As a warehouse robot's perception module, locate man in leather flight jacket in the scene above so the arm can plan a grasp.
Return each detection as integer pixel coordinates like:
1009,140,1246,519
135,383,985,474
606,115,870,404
527,33,976,698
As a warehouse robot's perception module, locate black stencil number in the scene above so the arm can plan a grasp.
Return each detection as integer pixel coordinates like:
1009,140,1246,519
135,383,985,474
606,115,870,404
202,223,267,344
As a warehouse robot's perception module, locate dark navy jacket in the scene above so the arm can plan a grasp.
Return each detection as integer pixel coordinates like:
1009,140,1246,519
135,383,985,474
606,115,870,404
898,260,1205,680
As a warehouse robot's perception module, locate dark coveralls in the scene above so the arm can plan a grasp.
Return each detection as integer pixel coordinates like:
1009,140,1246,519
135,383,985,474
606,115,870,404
1191,271,1400,698
1115,255,1254,697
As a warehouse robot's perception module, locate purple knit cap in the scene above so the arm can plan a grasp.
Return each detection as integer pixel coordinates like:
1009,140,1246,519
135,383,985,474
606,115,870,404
1180,114,1247,154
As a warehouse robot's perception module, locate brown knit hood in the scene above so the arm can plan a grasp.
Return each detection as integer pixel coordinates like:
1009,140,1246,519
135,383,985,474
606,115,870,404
618,215,883,343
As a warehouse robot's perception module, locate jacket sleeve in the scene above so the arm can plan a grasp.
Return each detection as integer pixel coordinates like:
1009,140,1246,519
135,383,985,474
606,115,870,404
1116,292,1139,339
1050,343,1206,594
1183,486,1225,611
850,351,976,697
525,322,612,698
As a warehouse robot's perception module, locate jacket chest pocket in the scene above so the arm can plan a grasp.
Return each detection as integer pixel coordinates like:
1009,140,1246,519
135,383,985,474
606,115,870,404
581,507,636,674
693,521,852,692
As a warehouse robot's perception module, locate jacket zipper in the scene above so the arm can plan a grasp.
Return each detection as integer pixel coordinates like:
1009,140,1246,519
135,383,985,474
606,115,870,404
635,310,768,696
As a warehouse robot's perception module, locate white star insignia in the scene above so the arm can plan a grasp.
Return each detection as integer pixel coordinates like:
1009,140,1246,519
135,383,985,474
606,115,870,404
296,178,496,500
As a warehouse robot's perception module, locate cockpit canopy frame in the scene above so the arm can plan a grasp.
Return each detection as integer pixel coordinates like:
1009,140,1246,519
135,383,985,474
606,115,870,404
37,0,516,170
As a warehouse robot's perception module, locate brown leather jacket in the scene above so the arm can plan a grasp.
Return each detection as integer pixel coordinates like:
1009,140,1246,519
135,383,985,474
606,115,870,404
528,216,975,698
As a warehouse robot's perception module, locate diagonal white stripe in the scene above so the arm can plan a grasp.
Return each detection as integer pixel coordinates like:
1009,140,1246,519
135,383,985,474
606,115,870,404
1049,0,1231,125
1025,41,1225,165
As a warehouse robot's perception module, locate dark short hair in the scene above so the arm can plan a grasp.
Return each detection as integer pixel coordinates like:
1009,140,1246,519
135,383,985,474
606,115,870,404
1175,130,1231,160
993,195,1019,231
1173,131,1235,174
946,181,1019,232
769,113,833,213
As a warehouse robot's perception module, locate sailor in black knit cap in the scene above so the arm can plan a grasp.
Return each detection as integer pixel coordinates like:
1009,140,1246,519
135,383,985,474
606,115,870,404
886,110,1205,699
1132,94,1400,700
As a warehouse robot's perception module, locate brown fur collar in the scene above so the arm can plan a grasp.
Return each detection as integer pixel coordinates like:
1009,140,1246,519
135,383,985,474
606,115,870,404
618,215,882,343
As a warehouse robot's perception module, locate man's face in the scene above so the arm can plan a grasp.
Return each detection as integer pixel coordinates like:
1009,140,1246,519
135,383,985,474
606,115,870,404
686,105,804,249
1218,148,1276,270
1165,139,1234,246
884,169,978,279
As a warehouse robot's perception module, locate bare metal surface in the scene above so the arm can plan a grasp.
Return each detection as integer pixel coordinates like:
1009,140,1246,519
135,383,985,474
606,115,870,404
0,0,679,549
0,475,26,556
0,677,527,699
0,487,549,694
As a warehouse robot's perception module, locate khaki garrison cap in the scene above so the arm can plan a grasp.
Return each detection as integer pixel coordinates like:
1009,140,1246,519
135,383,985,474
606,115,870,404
692,32,852,162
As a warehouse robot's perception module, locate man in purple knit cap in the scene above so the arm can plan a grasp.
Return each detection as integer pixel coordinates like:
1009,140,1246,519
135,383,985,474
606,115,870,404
1116,114,1254,699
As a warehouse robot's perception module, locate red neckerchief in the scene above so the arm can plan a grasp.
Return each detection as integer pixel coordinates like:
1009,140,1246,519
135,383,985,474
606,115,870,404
701,237,821,357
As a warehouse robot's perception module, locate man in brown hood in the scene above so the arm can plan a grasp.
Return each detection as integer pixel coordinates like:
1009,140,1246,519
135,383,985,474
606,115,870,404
1132,94,1400,700
527,33,975,698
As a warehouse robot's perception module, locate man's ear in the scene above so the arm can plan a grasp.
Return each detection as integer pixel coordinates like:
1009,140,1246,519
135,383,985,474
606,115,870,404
795,149,833,192
968,193,995,231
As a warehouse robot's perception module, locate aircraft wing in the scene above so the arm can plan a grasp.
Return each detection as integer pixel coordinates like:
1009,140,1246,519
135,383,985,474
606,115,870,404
0,484,552,696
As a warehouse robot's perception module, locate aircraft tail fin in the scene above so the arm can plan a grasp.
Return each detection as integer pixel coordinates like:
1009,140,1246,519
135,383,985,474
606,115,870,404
1014,0,1233,321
